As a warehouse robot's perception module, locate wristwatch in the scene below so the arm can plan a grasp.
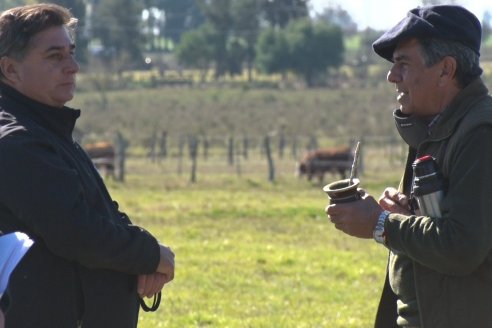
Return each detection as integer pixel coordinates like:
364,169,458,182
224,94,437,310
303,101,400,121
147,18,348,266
373,210,390,245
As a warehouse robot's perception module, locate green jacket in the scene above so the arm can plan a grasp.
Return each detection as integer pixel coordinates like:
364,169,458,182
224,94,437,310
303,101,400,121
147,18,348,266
376,79,492,328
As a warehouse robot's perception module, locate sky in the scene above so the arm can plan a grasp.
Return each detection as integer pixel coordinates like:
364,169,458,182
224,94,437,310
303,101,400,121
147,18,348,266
310,0,492,31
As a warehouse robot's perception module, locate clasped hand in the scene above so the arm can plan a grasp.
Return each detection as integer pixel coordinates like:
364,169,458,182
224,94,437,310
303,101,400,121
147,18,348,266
138,244,175,298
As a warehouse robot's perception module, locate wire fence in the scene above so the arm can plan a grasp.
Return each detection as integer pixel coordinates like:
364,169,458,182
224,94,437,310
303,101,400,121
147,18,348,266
82,133,407,183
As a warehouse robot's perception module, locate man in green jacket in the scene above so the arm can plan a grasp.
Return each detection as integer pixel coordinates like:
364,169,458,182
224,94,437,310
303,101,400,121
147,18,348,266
326,5,492,328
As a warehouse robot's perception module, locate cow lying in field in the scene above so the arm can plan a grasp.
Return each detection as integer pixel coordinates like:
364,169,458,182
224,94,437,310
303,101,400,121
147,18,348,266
296,146,353,183
83,141,115,178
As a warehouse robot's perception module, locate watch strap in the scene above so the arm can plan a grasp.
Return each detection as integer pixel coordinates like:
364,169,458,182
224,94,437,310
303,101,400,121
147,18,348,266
374,210,390,245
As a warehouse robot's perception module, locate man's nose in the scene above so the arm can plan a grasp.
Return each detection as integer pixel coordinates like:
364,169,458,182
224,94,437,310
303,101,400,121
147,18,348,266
387,66,400,84
65,56,79,74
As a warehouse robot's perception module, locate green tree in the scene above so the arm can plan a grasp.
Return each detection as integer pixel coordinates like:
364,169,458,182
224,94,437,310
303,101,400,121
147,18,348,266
315,5,357,34
226,37,247,76
141,0,204,51
197,0,233,79
159,0,204,44
231,0,261,81
91,0,144,69
351,28,381,82
262,0,308,28
285,19,344,87
175,24,215,82
255,27,290,77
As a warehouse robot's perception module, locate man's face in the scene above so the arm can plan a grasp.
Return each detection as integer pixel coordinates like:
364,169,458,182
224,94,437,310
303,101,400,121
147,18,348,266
386,38,444,116
8,25,79,108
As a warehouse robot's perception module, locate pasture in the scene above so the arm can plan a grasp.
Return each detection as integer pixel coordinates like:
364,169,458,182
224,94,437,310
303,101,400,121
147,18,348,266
70,81,412,326
101,146,404,327
70,81,401,148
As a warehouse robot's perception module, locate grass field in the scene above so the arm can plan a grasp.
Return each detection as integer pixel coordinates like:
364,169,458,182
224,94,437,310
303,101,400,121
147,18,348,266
103,154,403,327
64,38,492,327
70,72,410,326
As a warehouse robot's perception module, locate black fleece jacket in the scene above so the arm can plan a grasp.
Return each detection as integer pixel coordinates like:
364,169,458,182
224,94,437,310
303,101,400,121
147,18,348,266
0,83,160,327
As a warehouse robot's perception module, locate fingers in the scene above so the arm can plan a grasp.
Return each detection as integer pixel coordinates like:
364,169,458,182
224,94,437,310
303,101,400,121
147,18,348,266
137,243,176,298
137,274,147,297
138,273,168,298
379,188,411,214
326,206,345,231
143,274,156,298
395,192,409,207
138,274,157,298
378,187,396,202
385,188,407,204
325,191,385,239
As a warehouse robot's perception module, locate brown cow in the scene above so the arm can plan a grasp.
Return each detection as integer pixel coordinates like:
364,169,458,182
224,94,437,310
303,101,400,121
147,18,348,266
296,146,354,183
83,141,115,178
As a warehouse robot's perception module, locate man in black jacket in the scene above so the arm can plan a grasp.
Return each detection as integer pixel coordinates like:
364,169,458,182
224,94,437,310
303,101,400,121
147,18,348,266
0,4,175,327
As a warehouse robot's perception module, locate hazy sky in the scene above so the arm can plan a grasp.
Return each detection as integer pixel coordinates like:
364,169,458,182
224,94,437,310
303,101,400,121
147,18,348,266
310,1,492,30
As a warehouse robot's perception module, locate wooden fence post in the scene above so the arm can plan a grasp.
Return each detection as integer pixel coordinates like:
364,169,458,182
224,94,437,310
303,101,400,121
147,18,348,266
228,136,234,166
235,139,242,177
115,131,129,182
264,135,275,182
308,135,318,151
189,135,199,183
159,130,167,161
147,131,157,163
242,136,249,160
177,135,185,175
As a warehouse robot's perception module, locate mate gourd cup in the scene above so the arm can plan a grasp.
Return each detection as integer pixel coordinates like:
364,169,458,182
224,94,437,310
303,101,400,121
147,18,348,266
323,178,361,204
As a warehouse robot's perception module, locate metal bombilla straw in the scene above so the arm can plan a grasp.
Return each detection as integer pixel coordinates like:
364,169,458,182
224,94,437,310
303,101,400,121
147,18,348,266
349,141,361,185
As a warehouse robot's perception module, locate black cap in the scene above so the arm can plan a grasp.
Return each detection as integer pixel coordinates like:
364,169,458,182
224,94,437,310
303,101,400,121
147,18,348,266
372,5,482,62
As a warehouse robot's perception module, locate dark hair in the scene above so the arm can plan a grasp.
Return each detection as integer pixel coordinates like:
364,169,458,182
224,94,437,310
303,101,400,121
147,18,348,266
419,38,482,88
0,4,77,78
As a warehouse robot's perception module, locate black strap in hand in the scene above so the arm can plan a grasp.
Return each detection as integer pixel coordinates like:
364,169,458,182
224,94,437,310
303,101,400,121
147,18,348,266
138,291,161,312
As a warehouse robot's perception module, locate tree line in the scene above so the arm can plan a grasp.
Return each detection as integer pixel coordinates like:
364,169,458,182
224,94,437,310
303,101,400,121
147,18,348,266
4,0,490,87
2,0,354,87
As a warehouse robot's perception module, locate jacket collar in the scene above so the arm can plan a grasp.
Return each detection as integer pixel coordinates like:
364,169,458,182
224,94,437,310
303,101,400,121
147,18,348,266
427,78,489,140
0,82,80,139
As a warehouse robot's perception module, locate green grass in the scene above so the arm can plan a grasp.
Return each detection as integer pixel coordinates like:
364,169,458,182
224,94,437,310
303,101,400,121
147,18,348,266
69,85,399,149
70,68,409,326
104,158,399,327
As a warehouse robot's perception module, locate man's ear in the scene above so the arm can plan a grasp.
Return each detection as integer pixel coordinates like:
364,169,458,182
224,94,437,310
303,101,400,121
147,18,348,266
439,56,457,81
0,56,21,85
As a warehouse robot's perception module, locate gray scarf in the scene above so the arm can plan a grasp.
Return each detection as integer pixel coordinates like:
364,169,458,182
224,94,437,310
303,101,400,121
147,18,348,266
393,109,440,148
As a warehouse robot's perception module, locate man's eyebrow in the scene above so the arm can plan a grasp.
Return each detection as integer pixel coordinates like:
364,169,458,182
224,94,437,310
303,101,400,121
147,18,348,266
44,43,76,52
393,54,409,62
